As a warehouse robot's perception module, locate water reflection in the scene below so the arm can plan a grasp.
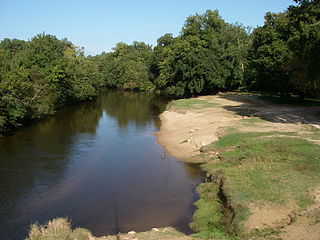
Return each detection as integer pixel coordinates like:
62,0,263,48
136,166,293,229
101,90,166,128
0,89,202,240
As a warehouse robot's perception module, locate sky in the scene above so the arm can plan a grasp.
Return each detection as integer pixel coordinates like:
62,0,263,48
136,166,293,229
1,0,296,55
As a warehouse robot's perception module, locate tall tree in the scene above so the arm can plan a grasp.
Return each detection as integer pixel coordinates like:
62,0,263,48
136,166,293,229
286,0,320,98
247,12,292,93
154,10,249,97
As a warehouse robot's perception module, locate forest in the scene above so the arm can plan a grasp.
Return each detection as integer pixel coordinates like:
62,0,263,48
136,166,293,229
0,0,319,133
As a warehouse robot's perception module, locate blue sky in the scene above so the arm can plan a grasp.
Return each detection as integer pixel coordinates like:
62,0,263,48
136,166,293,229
1,0,295,55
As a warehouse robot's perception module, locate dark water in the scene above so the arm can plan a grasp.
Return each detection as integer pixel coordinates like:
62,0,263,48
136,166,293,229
0,90,203,240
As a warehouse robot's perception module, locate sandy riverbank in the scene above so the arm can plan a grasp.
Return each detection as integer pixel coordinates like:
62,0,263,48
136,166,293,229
156,92,320,240
156,92,319,161
156,95,243,161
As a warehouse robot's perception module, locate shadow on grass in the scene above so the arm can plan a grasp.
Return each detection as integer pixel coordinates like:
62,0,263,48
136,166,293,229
219,93,320,125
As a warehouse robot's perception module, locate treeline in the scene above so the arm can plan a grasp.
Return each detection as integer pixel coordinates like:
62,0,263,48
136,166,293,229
1,0,319,133
93,0,319,98
0,34,103,132
93,10,249,97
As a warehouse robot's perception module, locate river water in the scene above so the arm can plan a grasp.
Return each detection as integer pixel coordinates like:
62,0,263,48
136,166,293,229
0,90,203,240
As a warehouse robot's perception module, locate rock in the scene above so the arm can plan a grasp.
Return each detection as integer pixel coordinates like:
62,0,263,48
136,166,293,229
199,146,209,153
152,227,159,231
128,231,136,234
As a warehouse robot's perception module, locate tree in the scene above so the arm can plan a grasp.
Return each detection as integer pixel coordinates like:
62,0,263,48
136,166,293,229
0,34,102,133
154,10,249,97
94,41,154,91
286,0,320,98
247,12,292,94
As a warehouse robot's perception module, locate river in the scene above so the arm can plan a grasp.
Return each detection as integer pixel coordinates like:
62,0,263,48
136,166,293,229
0,90,203,239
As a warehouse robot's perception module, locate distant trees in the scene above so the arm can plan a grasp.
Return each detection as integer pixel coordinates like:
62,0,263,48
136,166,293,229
1,0,319,133
94,1,320,99
92,41,154,91
0,34,102,132
87,1,320,99
95,10,250,97
155,10,250,97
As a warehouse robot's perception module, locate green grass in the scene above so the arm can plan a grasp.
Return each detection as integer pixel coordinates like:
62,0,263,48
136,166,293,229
204,133,320,206
169,98,219,110
193,129,320,238
190,183,240,240
238,118,266,125
304,125,320,133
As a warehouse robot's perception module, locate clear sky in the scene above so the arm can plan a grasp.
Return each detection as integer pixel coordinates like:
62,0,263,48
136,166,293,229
1,0,295,55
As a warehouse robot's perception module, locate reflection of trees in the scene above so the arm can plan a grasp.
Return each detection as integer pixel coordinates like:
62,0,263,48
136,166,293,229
100,89,167,128
0,98,103,225
0,89,169,239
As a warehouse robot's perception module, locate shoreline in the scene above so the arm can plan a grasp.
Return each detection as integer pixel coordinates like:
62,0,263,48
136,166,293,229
22,92,320,240
156,94,245,161
155,92,320,239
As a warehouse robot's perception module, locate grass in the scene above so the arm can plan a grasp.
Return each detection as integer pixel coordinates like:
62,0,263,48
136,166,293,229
238,118,266,125
195,130,320,238
205,132,320,205
25,218,193,240
190,183,239,240
25,218,91,240
169,98,218,110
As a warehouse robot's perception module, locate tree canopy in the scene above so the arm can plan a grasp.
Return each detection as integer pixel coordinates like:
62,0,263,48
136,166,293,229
0,34,103,132
247,0,320,98
1,0,320,133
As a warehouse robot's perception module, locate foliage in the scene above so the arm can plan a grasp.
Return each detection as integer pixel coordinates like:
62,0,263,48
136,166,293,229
246,12,292,93
286,0,320,98
153,10,250,97
0,34,102,133
92,41,154,91
25,218,91,240
247,0,320,98
92,2,320,99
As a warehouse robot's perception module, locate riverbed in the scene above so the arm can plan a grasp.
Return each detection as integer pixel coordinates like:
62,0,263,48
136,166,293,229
0,90,203,240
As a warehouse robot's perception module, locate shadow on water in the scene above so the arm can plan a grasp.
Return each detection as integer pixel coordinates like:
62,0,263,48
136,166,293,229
0,89,203,240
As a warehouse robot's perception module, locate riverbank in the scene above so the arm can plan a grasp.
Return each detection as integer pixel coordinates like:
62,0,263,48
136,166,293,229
157,92,320,239
23,92,320,240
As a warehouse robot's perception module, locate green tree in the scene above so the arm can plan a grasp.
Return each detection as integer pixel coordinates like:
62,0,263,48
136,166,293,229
154,10,249,97
286,0,320,98
247,12,292,94
0,34,102,133
94,41,154,91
